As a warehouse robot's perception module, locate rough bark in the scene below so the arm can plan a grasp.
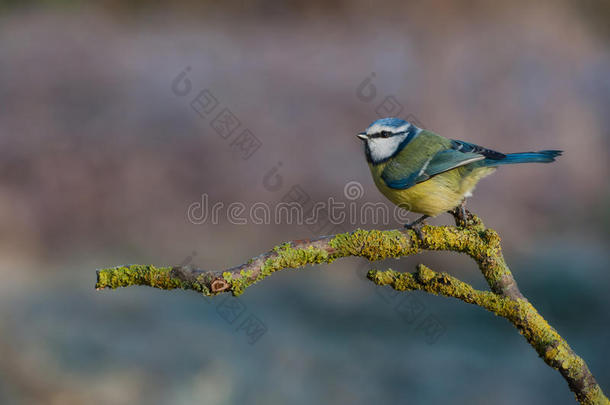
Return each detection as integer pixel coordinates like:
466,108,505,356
95,212,608,405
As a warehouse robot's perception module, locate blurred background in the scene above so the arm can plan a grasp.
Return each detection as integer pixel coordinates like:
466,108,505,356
1,0,609,403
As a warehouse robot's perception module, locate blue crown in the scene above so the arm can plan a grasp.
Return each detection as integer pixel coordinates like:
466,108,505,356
368,117,409,129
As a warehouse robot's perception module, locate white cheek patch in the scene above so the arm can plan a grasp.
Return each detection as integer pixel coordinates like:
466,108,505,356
367,134,408,162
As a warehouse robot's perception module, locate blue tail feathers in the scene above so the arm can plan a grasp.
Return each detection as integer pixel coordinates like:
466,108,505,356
484,150,562,166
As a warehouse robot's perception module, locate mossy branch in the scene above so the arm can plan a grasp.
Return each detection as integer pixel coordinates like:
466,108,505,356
95,212,608,404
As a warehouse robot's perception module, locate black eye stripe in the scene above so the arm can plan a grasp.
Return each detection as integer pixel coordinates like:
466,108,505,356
370,130,406,138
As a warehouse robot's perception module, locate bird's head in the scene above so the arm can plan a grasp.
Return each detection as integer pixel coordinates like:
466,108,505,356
357,117,421,164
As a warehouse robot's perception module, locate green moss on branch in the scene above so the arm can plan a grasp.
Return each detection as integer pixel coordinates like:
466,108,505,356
94,212,608,404
96,265,211,295
368,266,608,405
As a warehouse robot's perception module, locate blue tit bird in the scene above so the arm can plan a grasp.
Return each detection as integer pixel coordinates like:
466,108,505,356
357,117,561,229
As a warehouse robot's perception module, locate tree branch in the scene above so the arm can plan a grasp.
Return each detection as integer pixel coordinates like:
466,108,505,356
95,213,608,404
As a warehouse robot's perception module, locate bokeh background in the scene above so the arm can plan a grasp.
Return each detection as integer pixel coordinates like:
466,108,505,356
1,0,609,404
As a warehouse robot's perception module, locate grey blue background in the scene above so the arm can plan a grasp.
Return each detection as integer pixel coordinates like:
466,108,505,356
0,1,609,404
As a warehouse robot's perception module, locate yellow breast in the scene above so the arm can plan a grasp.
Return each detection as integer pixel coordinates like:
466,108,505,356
369,163,495,217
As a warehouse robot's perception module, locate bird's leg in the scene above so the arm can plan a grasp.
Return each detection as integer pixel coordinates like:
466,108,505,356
449,200,471,227
404,215,429,240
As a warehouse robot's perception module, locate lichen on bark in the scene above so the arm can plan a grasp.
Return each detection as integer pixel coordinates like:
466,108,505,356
94,212,608,405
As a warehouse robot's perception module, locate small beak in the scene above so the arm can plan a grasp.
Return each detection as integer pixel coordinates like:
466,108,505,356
357,132,368,140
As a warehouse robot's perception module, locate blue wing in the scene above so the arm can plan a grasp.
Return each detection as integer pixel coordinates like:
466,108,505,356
450,140,506,160
381,141,492,190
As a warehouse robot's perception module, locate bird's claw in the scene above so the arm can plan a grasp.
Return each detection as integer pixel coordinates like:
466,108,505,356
404,215,428,240
449,203,472,227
